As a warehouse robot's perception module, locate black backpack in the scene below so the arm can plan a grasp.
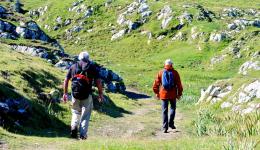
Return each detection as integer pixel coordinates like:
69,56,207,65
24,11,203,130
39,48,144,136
71,62,92,100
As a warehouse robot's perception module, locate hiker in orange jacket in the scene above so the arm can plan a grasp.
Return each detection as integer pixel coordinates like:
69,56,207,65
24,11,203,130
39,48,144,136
153,59,183,133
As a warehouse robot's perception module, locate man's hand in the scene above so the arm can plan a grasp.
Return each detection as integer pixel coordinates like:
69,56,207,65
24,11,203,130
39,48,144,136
156,94,160,100
98,94,104,103
63,93,68,103
176,95,181,100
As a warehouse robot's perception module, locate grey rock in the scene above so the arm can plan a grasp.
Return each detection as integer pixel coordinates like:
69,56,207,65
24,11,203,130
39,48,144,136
221,102,232,109
178,12,193,25
210,55,227,65
161,16,172,29
228,23,237,30
64,19,72,26
138,3,149,13
117,14,126,25
158,5,172,29
56,16,63,25
237,80,260,103
253,20,260,27
223,7,244,18
209,32,227,42
197,84,233,104
172,32,186,41
157,35,165,40
111,29,126,41
239,61,260,75
84,8,93,18
105,0,113,7
0,20,16,33
55,59,74,70
0,5,7,18
72,26,83,32
141,10,152,18
53,25,60,31
196,5,215,22
26,21,39,31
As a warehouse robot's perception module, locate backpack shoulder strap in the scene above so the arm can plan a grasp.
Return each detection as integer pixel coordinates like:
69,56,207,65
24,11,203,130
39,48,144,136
79,62,91,75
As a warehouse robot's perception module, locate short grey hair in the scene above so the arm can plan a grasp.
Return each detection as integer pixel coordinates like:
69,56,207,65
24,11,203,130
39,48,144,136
78,51,89,62
165,59,173,65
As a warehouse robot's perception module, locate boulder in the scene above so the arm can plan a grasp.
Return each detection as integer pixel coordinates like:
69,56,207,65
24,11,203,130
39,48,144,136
228,23,237,30
236,80,260,104
0,5,7,18
157,5,172,29
209,32,227,42
0,20,17,33
84,8,93,18
26,21,40,31
172,32,186,41
157,35,165,40
197,84,232,104
141,10,152,18
223,8,244,18
210,55,227,65
157,5,172,20
56,16,63,25
64,19,72,26
72,26,83,32
111,29,126,41
105,0,112,7
117,14,127,25
161,16,172,29
178,12,193,25
55,59,74,70
239,61,260,75
138,3,149,13
196,5,215,22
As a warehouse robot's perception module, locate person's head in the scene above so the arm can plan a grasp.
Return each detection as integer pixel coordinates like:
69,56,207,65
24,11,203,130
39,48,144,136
164,59,173,69
78,51,90,62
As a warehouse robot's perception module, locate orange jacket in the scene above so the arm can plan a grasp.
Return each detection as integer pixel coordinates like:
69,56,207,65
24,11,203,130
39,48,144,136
153,65,183,100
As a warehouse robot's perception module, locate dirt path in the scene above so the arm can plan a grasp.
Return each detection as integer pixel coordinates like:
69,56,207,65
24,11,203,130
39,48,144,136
92,88,184,140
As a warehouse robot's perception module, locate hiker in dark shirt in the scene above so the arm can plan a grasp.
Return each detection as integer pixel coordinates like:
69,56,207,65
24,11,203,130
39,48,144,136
63,51,103,140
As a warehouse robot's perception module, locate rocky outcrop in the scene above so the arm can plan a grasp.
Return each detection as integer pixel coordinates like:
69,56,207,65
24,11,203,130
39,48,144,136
0,98,30,127
10,45,67,64
239,61,260,75
228,19,260,31
0,20,17,39
172,32,186,41
236,80,260,103
197,83,233,104
0,5,8,18
157,5,172,29
209,32,228,42
195,5,215,22
114,0,152,39
198,79,260,115
222,7,259,18
16,21,51,42
178,12,193,25
210,55,227,65
111,29,126,41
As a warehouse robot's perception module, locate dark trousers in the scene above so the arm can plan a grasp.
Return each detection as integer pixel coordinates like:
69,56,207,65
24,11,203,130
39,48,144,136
161,99,176,130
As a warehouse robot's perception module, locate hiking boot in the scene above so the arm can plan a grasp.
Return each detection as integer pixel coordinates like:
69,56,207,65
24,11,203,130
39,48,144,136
79,135,87,140
169,125,176,129
70,128,78,139
162,128,168,133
